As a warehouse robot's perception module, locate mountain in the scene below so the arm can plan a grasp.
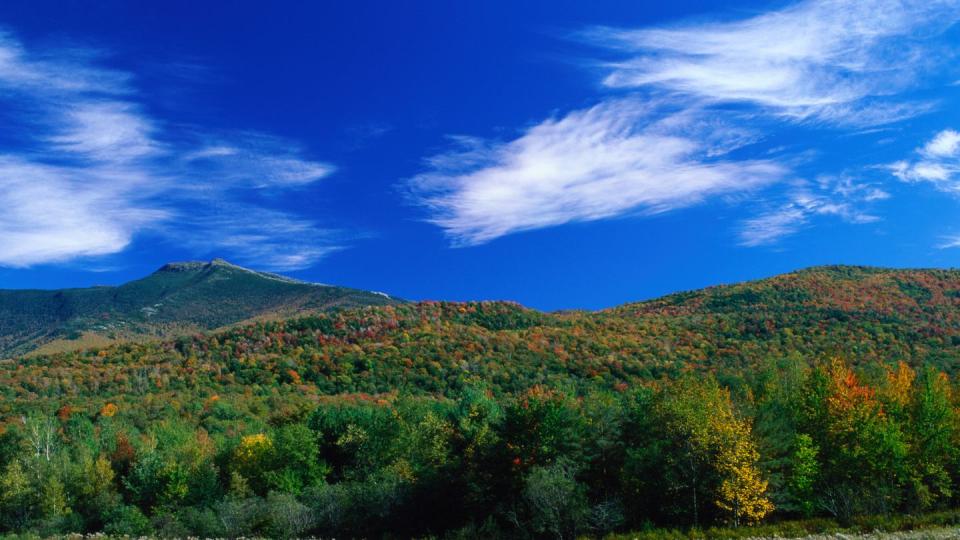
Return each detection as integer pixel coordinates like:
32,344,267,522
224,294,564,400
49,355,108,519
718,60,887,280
5,265,960,402
611,265,960,319
0,258,400,358
3,264,960,538
599,264,960,372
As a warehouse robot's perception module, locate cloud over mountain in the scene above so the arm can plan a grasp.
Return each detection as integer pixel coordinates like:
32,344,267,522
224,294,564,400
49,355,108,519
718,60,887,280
0,30,338,269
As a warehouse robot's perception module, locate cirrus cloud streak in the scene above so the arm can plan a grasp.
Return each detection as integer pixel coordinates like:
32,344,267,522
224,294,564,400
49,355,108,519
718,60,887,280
585,0,959,125
411,0,960,247
0,29,338,270
410,101,787,246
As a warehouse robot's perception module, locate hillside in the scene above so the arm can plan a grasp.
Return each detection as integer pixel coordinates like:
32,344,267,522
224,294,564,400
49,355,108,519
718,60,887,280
613,265,960,319
4,265,960,538
0,258,400,358
601,264,960,372
5,265,960,405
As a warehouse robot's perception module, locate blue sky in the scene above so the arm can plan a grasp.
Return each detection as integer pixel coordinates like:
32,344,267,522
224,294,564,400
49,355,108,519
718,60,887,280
1,0,960,310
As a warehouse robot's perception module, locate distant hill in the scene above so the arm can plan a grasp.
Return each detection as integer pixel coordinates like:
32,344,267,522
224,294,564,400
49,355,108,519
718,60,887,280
611,265,960,319
0,258,400,357
6,265,960,402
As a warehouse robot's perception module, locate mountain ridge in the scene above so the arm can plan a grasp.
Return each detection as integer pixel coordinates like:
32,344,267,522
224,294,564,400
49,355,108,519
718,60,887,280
0,259,400,358
6,263,960,399
5,262,960,365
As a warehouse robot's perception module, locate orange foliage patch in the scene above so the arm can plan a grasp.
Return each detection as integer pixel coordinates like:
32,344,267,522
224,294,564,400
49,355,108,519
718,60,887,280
99,402,119,417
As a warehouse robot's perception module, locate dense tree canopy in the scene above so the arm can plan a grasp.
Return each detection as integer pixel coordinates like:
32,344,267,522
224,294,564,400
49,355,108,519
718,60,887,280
2,266,960,536
0,359,959,537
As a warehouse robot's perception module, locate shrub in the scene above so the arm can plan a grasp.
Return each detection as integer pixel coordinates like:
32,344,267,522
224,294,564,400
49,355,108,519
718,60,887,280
103,505,152,536
522,460,590,539
265,491,316,538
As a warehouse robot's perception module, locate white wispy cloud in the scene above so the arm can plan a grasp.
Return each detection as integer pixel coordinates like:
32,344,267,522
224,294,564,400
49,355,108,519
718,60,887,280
938,236,960,249
739,175,888,246
410,0,957,246
923,129,960,158
739,206,809,248
892,128,960,252
174,206,345,271
0,157,167,266
585,0,959,125
180,133,335,189
50,102,160,163
0,30,337,270
410,100,786,245
890,128,960,190
0,31,132,95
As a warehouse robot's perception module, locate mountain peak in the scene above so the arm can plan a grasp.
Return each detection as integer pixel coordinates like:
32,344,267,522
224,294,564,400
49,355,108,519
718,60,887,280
156,258,240,273
157,260,208,273
152,258,326,287
0,259,401,357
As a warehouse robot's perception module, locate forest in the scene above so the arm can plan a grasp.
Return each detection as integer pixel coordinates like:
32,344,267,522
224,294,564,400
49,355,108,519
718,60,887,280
2,267,960,537
1,358,959,537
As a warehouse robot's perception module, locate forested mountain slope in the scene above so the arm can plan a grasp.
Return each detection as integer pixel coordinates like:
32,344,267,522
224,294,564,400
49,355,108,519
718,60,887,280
0,259,400,358
606,265,960,371
4,265,960,537
4,265,960,407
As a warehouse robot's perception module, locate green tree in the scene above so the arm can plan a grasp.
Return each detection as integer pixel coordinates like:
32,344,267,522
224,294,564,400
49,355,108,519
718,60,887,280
813,361,909,521
630,376,772,526
522,460,589,540
104,505,153,536
905,368,955,510
499,386,584,471
265,423,329,494
265,491,316,538
785,433,819,517
0,460,33,530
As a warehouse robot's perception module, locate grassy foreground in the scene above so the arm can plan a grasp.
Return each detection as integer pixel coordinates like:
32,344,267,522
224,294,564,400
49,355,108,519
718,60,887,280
606,512,960,540
3,518,960,540
0,514,958,539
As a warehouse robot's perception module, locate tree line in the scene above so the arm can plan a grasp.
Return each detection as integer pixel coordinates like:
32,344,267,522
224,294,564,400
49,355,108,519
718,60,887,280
0,358,956,538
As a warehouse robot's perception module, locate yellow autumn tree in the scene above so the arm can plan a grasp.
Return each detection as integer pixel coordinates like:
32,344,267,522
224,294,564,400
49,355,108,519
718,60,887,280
879,361,915,421
712,414,775,525
232,433,274,493
657,377,773,526
235,433,273,466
